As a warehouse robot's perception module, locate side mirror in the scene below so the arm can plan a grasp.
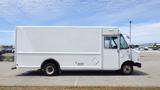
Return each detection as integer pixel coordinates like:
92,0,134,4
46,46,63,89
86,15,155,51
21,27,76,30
129,45,139,49
126,35,130,39
123,34,130,39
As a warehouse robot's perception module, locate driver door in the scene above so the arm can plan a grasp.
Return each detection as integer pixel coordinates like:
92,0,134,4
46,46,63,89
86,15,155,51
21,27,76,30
102,36,120,70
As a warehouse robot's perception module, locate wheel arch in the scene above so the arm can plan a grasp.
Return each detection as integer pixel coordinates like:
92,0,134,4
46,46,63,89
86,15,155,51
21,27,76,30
121,60,134,68
41,58,60,71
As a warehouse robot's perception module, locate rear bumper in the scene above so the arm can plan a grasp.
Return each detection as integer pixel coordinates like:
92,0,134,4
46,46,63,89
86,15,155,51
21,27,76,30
133,62,141,68
11,67,17,70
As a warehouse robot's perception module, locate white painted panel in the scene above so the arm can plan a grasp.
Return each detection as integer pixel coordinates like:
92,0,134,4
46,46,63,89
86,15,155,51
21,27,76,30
103,49,119,70
17,27,101,52
120,49,130,66
102,28,119,35
16,53,101,70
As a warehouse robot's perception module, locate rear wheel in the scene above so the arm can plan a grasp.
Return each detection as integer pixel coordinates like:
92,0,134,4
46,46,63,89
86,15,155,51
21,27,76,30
121,64,133,75
43,63,58,76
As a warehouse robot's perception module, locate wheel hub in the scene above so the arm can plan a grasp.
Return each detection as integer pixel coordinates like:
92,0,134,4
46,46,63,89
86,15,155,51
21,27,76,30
123,65,131,74
46,66,54,75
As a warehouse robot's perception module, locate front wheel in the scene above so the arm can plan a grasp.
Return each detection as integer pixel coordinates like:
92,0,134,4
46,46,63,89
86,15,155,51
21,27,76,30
121,64,133,75
43,63,58,76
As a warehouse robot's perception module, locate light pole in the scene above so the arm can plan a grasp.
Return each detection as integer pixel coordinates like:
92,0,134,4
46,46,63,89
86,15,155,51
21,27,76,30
129,20,132,45
129,20,132,61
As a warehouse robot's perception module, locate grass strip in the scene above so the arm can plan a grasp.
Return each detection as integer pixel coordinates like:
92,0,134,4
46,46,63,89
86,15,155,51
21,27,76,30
0,86,160,90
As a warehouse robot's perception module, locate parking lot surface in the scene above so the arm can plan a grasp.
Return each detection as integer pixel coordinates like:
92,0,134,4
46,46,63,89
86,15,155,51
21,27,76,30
0,51,160,87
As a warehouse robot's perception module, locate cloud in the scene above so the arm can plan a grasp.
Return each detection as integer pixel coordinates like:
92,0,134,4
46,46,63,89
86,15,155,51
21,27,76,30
0,0,160,44
77,0,160,26
1,0,160,26
0,0,77,25
119,22,160,44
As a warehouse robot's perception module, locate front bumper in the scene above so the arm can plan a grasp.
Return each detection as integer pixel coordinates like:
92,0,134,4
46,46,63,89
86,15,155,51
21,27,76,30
133,62,141,68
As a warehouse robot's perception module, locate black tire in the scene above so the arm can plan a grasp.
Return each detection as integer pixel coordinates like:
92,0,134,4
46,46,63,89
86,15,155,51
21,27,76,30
43,63,58,76
121,64,133,75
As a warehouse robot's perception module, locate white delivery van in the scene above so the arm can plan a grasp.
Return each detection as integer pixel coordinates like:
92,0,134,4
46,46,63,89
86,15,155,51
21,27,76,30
14,26,141,76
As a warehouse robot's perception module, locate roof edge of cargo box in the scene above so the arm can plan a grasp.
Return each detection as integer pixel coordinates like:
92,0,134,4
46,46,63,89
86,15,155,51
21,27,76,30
16,26,119,30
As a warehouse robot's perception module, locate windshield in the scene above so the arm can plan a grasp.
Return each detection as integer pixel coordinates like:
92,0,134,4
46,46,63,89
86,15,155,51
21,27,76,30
120,34,129,49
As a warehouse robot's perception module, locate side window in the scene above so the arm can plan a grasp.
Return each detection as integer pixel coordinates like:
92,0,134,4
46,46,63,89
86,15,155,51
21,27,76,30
104,37,110,48
104,36,118,49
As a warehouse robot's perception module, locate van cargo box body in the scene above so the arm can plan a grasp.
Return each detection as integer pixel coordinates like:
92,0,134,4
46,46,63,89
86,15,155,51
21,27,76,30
15,26,141,75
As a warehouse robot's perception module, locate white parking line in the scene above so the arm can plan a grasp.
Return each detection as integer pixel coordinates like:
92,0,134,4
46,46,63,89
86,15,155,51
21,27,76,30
74,77,79,86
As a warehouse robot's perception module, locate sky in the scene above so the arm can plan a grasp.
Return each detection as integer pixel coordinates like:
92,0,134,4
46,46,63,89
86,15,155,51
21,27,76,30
0,0,160,45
